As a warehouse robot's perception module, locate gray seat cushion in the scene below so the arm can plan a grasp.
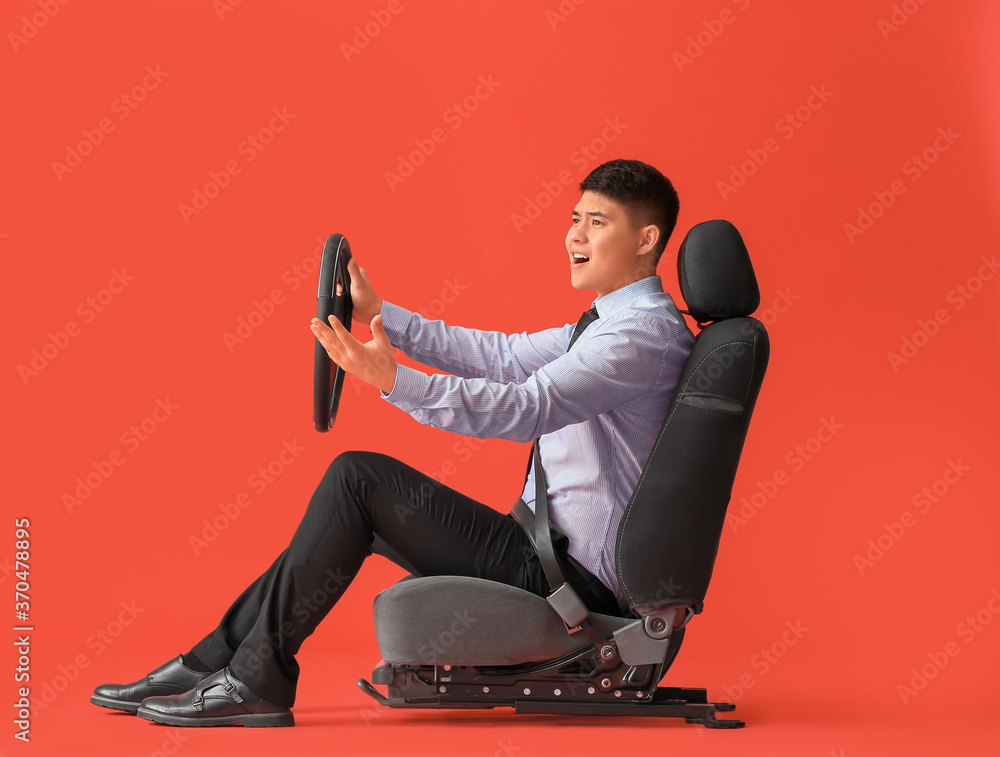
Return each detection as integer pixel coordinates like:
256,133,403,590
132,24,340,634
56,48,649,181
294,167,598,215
372,575,632,665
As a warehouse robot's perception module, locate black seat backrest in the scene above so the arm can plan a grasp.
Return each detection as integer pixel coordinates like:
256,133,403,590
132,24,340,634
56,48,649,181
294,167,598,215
615,220,769,617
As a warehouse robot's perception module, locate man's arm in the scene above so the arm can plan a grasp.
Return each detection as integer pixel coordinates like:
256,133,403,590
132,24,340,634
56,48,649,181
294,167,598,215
381,315,683,442
311,259,581,397
341,257,573,383
308,307,583,407
380,301,574,383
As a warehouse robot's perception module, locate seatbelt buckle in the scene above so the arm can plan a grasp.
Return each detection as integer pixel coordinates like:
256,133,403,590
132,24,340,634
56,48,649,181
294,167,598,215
546,582,589,632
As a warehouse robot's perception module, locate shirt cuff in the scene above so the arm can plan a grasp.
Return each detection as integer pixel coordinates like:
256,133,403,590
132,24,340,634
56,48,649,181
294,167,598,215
379,363,430,410
379,300,411,347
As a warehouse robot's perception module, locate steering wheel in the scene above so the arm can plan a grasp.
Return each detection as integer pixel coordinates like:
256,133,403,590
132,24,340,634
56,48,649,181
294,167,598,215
313,233,353,432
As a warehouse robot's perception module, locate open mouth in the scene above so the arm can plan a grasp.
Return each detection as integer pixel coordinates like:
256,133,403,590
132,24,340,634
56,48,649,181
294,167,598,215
571,253,590,267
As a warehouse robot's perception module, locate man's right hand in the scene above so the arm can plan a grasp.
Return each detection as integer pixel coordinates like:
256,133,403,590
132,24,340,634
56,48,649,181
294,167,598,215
336,257,383,330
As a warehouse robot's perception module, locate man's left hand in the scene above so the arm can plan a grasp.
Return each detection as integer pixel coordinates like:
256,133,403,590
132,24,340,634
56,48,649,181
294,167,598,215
310,314,398,394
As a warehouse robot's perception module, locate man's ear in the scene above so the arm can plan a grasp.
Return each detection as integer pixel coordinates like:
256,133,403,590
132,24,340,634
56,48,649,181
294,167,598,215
639,224,660,255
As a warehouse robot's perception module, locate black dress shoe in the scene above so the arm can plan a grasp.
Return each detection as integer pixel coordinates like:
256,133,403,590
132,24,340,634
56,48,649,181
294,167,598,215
137,668,293,727
90,655,211,713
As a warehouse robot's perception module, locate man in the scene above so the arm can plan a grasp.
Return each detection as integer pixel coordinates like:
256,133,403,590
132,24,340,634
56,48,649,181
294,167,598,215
90,158,695,727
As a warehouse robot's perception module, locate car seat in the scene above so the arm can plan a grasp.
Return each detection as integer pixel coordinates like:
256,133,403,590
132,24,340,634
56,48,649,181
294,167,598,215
357,219,769,728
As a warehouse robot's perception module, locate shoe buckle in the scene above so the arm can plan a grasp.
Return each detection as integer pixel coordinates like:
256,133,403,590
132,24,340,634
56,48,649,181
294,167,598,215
192,695,203,712
223,681,243,704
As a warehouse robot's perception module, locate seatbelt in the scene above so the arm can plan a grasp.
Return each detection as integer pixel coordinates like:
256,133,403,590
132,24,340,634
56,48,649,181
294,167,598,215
511,306,614,657
514,443,613,659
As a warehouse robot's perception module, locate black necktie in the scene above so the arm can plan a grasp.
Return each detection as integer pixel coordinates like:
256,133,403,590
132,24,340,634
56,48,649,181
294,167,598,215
521,306,599,486
567,306,599,353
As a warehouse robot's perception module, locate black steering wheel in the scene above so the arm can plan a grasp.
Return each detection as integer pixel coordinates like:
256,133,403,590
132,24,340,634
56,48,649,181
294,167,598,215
313,233,353,432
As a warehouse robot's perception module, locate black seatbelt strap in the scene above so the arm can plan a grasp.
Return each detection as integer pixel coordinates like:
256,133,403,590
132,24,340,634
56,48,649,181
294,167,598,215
511,305,615,658
531,441,587,623
525,443,611,657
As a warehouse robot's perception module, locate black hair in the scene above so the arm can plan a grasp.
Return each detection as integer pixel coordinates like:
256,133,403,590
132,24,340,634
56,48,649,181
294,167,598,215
579,159,679,265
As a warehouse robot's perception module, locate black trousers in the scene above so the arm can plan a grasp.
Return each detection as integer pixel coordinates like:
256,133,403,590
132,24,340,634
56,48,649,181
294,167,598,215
186,451,620,708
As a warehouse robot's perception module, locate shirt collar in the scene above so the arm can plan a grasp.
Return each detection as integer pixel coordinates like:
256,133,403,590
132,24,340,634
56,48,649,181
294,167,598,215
591,275,664,317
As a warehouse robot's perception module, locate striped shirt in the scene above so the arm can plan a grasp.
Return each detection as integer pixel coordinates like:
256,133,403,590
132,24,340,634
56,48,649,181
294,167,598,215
379,275,695,602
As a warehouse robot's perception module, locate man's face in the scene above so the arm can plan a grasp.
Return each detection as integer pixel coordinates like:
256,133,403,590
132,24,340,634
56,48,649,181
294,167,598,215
566,191,657,298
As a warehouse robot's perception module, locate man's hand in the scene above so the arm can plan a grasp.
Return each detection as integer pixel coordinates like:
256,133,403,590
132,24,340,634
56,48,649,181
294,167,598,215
336,257,383,329
310,313,397,394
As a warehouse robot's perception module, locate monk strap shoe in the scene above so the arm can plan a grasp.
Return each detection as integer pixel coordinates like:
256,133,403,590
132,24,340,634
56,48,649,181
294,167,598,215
137,668,293,727
90,656,210,714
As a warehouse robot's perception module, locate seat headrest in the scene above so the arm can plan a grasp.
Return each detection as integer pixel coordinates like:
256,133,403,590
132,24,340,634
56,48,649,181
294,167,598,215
677,220,760,322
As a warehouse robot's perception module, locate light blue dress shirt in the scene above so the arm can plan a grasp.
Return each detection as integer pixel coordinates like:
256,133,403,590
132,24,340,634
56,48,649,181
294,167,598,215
378,275,695,602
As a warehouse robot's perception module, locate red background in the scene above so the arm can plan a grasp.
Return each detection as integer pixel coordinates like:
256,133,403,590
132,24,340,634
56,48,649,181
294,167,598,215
2,1,998,755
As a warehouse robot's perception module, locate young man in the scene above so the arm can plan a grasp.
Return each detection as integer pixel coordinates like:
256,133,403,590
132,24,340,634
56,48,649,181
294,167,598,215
90,158,695,727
